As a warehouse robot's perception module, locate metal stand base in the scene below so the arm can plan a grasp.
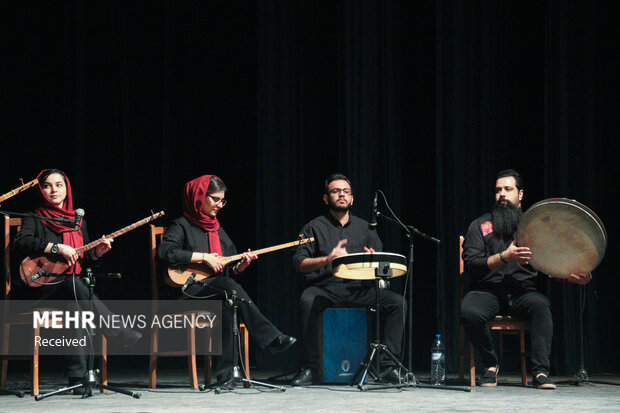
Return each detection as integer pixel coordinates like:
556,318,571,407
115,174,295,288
0,386,25,398
200,290,285,394
351,341,414,391
203,366,285,394
34,369,141,400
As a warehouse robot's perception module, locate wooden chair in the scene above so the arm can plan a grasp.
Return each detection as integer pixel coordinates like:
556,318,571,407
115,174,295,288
1,215,108,395
148,225,250,389
458,236,530,387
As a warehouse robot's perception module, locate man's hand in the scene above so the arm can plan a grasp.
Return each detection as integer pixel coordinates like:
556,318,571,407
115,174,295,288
327,239,348,263
363,247,376,253
567,271,592,285
503,240,532,264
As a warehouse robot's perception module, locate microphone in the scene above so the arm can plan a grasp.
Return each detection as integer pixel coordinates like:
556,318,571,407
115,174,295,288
74,208,85,231
369,191,378,229
182,273,196,292
30,269,49,282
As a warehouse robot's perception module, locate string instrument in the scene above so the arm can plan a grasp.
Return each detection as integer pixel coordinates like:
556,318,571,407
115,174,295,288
20,211,165,287
0,178,38,205
166,236,315,287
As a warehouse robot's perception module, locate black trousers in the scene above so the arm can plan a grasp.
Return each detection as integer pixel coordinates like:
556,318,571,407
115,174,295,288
23,276,122,378
299,282,406,374
184,276,282,378
460,290,553,376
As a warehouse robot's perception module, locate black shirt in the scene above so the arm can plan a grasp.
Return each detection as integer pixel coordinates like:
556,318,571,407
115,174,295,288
157,216,237,273
292,213,383,286
462,212,538,294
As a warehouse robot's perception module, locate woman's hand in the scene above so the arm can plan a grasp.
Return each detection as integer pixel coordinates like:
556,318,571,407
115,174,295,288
58,244,80,266
235,249,258,273
93,236,114,259
202,253,225,273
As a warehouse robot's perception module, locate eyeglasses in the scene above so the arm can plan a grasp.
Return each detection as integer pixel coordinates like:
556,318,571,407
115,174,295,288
207,194,227,207
329,188,352,195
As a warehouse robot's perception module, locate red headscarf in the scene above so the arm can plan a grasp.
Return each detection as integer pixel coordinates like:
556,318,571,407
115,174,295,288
182,175,222,256
35,169,84,274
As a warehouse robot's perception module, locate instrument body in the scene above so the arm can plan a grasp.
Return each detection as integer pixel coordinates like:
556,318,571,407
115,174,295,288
20,211,165,287
166,237,315,287
332,252,407,280
516,198,606,279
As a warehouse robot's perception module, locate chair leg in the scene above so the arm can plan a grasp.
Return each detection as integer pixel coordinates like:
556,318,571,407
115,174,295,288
520,330,527,386
499,333,504,367
240,323,250,387
469,342,476,387
100,335,108,393
32,326,39,396
187,322,198,390
204,355,212,386
0,358,7,388
149,327,159,388
458,326,464,383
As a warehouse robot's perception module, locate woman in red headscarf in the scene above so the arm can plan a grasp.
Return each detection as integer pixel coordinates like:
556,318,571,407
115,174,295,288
13,168,141,389
158,175,296,381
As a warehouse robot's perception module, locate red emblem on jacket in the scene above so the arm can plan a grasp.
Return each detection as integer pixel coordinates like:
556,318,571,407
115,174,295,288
481,221,493,236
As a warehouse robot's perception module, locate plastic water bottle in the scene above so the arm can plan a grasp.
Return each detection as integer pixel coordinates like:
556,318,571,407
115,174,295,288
430,334,446,385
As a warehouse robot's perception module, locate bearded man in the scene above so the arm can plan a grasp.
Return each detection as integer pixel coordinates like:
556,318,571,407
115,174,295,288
290,174,406,386
461,169,591,389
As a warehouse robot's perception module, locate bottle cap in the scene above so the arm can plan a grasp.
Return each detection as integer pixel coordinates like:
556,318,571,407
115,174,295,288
436,334,441,338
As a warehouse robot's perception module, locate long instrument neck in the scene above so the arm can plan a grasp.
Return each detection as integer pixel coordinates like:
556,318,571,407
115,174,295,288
75,214,162,254
0,178,39,203
219,239,310,265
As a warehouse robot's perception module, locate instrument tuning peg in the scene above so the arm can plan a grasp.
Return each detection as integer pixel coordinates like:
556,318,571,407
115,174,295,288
298,234,305,240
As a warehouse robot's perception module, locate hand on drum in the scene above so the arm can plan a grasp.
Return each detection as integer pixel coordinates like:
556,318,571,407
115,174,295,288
363,246,376,253
567,272,592,285
503,241,532,265
327,239,348,262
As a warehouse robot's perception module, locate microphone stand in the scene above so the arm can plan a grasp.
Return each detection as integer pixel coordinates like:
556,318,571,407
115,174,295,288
373,203,469,392
0,210,76,228
200,289,285,393
34,269,141,400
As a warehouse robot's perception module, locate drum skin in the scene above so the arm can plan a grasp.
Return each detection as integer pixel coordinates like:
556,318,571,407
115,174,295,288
516,198,607,279
332,252,407,280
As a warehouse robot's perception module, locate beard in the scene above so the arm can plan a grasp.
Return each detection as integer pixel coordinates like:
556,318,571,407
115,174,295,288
328,198,351,213
491,199,523,236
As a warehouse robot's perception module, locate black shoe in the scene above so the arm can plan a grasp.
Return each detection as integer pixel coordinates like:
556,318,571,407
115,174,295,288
116,328,142,348
533,374,556,390
291,368,315,386
266,335,297,354
382,368,408,384
67,377,85,395
479,366,499,387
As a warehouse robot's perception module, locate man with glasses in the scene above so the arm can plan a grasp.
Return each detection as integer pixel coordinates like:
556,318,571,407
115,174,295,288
290,174,406,386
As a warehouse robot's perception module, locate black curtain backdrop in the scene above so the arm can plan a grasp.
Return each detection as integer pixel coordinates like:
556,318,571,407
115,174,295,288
1,1,618,375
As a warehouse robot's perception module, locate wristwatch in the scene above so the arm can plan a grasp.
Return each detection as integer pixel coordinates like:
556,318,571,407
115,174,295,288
51,243,59,254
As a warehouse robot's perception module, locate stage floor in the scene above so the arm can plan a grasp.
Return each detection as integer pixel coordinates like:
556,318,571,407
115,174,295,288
1,369,619,412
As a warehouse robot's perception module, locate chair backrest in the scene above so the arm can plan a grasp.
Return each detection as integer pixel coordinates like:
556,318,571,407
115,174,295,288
3,215,22,299
149,224,167,300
